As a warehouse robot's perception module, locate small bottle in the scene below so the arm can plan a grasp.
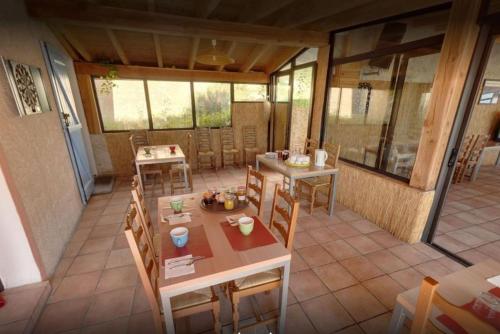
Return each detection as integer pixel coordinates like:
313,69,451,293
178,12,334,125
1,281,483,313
224,193,235,210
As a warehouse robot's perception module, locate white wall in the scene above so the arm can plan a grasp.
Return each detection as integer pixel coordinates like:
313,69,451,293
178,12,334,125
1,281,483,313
0,167,41,288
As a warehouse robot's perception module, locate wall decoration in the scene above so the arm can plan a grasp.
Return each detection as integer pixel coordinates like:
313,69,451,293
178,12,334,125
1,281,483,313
479,79,500,105
1,57,51,116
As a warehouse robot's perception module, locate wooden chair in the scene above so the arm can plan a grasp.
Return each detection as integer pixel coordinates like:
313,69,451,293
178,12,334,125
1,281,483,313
411,277,496,334
220,127,240,168
131,176,160,257
169,133,194,194
295,143,341,214
228,184,299,334
464,134,489,180
196,127,217,171
124,206,221,334
452,134,478,184
129,133,165,195
245,166,267,218
283,138,319,191
243,126,259,165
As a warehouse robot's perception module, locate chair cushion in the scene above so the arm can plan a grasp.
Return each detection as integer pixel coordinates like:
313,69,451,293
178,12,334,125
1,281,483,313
300,176,331,187
171,287,213,311
198,151,214,156
223,148,239,153
244,147,259,152
234,269,281,290
171,163,191,171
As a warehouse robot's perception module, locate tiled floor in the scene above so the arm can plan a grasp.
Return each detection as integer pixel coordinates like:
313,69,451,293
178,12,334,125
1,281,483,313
435,166,500,264
33,166,467,334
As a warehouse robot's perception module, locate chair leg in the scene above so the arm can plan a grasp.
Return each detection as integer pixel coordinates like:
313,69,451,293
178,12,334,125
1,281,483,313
160,172,165,195
188,168,193,192
212,301,221,334
231,292,240,334
310,187,317,214
244,150,247,166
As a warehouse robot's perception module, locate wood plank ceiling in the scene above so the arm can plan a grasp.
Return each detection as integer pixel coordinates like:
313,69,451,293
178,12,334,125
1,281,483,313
26,0,449,75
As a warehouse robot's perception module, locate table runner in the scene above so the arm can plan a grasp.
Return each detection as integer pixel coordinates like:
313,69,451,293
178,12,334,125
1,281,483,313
161,225,213,263
437,287,500,332
220,216,277,251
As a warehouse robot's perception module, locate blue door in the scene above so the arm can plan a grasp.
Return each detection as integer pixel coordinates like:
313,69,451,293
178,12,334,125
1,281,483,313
42,42,94,203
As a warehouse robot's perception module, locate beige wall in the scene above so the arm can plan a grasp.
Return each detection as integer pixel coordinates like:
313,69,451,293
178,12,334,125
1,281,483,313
102,102,270,176
0,1,92,275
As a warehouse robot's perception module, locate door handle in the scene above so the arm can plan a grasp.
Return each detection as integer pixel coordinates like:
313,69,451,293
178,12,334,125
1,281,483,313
448,148,459,167
62,112,71,127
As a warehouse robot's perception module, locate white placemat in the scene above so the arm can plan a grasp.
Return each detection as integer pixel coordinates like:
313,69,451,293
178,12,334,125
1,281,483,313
487,274,500,287
162,213,192,225
165,255,195,279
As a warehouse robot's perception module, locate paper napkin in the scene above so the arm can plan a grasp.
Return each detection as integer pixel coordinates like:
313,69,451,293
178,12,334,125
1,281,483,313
226,213,247,226
165,255,195,279
162,213,192,225
487,275,500,287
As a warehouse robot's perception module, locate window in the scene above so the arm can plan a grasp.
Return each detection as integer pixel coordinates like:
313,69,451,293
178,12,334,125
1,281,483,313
295,48,318,65
193,82,231,127
276,75,290,102
323,11,448,180
147,81,193,129
233,84,267,102
94,78,149,131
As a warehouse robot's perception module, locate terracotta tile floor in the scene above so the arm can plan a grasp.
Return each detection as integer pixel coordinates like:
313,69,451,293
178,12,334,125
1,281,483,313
435,166,500,264
34,166,468,334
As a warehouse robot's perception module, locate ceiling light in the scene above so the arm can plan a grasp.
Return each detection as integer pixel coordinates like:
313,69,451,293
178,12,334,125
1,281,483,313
196,40,235,66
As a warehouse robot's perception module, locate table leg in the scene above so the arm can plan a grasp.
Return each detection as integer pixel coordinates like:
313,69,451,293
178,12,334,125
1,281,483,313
289,177,295,196
182,159,188,192
471,151,485,181
327,173,337,216
161,293,175,334
388,303,407,334
496,150,500,166
278,261,290,334
256,159,260,171
136,161,144,192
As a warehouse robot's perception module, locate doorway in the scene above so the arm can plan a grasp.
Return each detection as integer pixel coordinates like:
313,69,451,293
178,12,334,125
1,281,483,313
42,42,94,203
271,49,317,151
424,28,500,264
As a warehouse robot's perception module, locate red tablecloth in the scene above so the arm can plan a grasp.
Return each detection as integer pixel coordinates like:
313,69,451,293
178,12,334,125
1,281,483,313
161,225,213,262
220,216,277,251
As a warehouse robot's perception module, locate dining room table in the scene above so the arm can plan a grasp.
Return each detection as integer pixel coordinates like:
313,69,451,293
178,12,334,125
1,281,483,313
156,192,292,334
388,259,500,333
135,144,188,191
255,154,339,216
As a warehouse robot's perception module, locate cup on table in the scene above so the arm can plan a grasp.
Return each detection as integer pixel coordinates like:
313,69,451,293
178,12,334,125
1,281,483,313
170,227,189,247
169,145,176,154
144,147,151,155
238,217,254,236
170,197,184,213
276,150,283,160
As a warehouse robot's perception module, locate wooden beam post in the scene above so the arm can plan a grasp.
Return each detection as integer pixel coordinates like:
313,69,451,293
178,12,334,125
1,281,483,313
217,41,236,71
310,45,330,141
46,23,80,60
26,0,329,47
239,0,296,23
189,37,200,70
195,0,222,18
241,45,271,73
153,34,163,67
410,0,482,191
106,29,130,65
58,24,93,62
265,47,302,74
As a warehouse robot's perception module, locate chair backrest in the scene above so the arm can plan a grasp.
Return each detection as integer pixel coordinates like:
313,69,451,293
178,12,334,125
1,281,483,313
245,166,267,217
196,127,213,153
467,134,489,167
304,138,319,156
269,184,300,250
243,126,257,149
411,277,496,334
220,127,235,150
324,143,341,167
129,131,149,157
124,205,162,334
131,177,155,254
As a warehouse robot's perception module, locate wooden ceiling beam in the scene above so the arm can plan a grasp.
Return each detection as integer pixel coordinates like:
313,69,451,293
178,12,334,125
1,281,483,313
46,23,80,60
239,0,297,23
217,41,236,71
153,34,163,67
265,47,302,74
241,44,272,73
26,0,328,47
58,24,93,62
189,37,200,70
74,62,269,83
105,29,129,65
195,0,222,18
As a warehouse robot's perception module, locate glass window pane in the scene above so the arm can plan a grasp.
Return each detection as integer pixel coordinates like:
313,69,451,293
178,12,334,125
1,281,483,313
280,63,291,72
147,81,193,129
289,67,314,151
295,48,318,65
94,78,149,131
276,75,290,102
234,84,267,101
193,82,231,127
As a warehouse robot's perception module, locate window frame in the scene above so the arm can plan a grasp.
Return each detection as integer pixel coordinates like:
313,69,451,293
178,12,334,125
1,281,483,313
92,77,266,132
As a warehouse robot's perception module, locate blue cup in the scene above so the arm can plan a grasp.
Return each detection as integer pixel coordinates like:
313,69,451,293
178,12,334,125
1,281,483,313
170,227,189,248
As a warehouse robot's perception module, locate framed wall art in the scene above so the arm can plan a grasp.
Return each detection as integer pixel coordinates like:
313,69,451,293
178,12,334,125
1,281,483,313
1,57,51,116
478,79,500,105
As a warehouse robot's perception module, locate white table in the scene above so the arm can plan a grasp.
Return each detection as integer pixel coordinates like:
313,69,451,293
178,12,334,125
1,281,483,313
157,194,291,334
255,154,339,216
135,144,188,191
471,141,500,181
389,259,500,333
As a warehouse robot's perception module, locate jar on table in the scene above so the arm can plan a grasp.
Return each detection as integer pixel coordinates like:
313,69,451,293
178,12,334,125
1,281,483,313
224,193,236,210
237,186,246,201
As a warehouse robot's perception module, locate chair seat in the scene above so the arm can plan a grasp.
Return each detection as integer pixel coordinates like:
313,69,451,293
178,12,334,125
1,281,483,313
300,176,331,187
171,163,191,171
222,148,239,153
198,151,215,156
171,287,213,311
244,147,259,152
234,268,281,290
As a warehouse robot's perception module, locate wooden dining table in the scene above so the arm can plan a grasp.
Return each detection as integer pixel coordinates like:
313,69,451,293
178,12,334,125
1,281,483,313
135,144,188,191
255,154,339,216
388,259,500,333
157,193,292,333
